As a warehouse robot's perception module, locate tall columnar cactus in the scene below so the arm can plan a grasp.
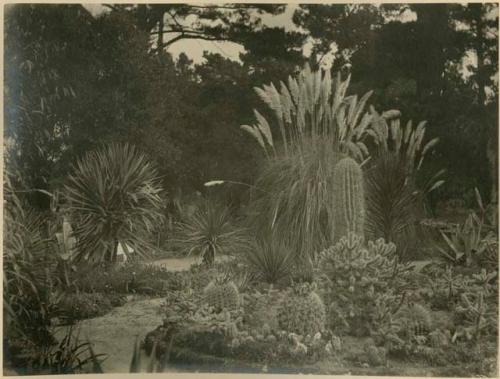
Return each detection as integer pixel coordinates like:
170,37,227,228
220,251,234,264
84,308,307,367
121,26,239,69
333,157,365,240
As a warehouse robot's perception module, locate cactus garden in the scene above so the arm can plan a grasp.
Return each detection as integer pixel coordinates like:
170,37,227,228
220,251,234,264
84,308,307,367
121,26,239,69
4,3,499,377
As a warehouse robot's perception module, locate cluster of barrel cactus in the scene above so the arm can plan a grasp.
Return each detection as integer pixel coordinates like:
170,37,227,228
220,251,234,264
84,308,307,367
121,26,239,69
203,272,240,313
277,282,326,336
396,303,433,341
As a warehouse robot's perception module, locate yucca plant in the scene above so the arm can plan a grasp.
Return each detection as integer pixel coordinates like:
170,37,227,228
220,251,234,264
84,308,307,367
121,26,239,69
244,233,295,284
64,143,164,263
174,200,249,266
365,115,444,259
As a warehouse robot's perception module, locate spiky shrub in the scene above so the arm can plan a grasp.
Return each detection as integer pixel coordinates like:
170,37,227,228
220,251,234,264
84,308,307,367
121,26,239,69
365,152,424,259
175,200,249,266
365,115,444,259
65,143,164,263
333,157,365,240
318,233,407,336
277,282,326,336
436,189,498,267
244,233,295,284
204,273,240,313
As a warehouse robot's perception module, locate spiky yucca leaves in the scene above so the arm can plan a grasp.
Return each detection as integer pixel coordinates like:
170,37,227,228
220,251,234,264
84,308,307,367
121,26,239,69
365,152,425,259
244,233,295,284
65,143,164,263
368,111,443,182
175,200,249,266
365,113,444,259
203,272,240,313
333,157,365,241
277,282,326,336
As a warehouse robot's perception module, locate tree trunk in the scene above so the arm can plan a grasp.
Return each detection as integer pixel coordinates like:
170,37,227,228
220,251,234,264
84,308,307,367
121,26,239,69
203,245,215,266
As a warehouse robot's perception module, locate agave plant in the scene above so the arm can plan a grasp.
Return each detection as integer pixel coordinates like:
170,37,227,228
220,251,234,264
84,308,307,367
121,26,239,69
174,200,249,266
436,189,498,267
64,143,164,263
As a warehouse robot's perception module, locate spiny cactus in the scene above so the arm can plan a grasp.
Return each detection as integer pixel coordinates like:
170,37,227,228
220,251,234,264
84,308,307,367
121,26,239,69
333,157,365,241
396,303,433,340
277,282,326,336
203,272,240,313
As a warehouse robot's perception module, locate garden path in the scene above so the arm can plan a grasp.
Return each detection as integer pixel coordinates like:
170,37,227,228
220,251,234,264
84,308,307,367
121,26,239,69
60,297,167,373
62,255,231,373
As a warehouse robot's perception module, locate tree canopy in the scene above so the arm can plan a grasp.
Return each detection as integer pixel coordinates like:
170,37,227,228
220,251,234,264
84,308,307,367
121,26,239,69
4,3,498,210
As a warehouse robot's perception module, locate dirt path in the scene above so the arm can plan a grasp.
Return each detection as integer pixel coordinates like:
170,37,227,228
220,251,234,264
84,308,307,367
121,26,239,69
62,297,165,373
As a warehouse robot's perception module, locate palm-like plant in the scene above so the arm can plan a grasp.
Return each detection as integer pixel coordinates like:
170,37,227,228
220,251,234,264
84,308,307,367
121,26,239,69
174,200,249,266
365,116,444,258
65,143,164,263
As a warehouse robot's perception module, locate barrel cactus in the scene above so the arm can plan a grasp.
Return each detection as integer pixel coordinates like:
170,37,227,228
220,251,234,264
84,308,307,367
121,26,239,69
396,303,433,340
203,273,240,313
277,282,326,336
333,157,365,240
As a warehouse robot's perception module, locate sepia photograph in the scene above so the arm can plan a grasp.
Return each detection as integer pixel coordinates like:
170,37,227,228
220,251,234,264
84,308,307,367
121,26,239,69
3,2,499,377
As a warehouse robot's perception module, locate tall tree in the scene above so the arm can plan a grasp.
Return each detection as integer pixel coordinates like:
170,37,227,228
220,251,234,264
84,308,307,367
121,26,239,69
103,4,287,52
293,3,498,205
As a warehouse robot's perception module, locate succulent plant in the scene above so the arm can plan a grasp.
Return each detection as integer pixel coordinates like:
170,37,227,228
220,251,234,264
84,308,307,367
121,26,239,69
203,272,240,313
333,157,365,241
277,282,326,336
396,302,433,340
